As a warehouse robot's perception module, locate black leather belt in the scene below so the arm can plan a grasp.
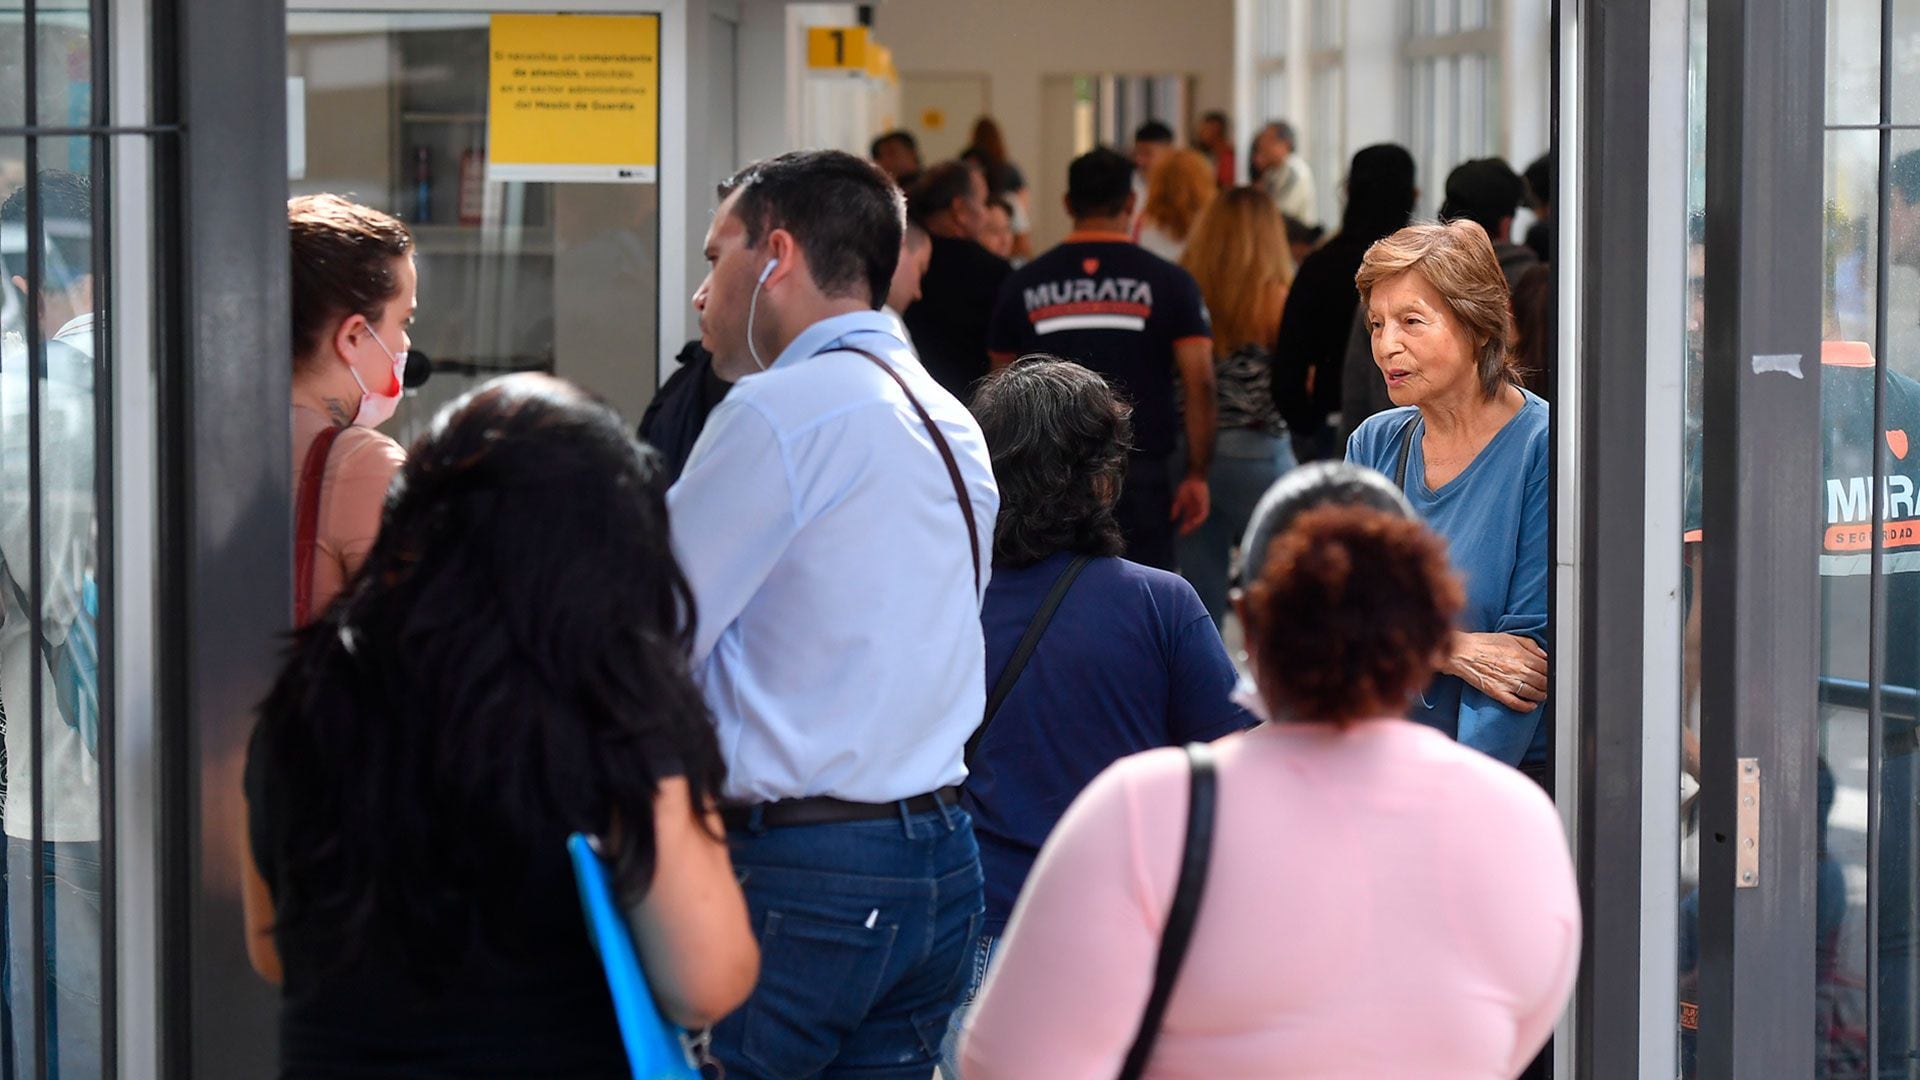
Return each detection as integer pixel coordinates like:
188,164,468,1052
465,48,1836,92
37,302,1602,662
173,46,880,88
721,786,961,831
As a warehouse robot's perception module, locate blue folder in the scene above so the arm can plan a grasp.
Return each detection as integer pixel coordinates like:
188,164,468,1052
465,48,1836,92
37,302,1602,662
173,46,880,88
566,833,703,1080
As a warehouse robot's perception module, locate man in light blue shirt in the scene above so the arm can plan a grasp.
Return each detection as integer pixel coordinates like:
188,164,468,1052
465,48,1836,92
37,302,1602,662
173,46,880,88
669,150,998,1078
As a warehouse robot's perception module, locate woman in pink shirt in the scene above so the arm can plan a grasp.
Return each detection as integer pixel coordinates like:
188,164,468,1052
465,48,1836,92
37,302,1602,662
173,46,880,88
961,463,1580,1078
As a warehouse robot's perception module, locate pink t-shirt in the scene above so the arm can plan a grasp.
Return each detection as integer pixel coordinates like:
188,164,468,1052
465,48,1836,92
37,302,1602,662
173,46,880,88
960,719,1580,1079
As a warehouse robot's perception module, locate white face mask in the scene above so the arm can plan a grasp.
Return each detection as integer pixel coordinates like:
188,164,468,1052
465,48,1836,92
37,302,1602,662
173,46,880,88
347,321,407,428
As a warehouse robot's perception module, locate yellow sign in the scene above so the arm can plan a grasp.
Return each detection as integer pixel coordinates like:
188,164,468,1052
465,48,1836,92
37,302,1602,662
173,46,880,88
487,14,659,183
807,26,870,72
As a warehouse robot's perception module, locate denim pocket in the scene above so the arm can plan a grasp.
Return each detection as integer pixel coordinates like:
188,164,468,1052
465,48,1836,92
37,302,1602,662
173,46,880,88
742,909,898,1075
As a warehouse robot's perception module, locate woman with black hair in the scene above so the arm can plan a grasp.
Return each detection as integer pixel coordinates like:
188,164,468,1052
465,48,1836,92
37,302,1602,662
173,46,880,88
242,374,758,1077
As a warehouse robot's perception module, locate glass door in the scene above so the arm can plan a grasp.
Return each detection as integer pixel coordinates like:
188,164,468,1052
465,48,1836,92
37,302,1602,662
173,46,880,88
287,8,665,439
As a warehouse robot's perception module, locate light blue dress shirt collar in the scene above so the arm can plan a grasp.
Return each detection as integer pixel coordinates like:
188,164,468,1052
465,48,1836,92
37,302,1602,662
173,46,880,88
763,308,906,372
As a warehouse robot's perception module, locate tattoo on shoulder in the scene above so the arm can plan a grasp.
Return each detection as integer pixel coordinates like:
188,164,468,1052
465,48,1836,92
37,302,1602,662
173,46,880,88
323,398,354,427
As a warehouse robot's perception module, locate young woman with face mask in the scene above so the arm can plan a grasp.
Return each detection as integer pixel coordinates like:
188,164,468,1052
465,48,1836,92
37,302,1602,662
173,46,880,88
288,194,416,625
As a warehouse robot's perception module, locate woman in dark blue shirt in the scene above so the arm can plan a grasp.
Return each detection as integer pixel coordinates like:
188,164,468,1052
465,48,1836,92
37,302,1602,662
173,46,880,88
937,356,1250,1077
1346,221,1552,779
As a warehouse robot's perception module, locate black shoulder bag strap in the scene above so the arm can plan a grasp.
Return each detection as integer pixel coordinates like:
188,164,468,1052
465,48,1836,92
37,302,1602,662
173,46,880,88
839,345,982,595
1393,413,1420,491
1117,741,1219,1080
967,554,1093,766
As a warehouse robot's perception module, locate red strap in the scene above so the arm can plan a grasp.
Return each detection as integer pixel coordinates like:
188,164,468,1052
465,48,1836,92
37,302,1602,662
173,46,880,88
839,346,982,595
294,425,345,627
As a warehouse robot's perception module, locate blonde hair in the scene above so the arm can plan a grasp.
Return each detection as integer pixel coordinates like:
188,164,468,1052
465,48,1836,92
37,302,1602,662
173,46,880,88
1144,149,1218,243
1181,186,1294,357
1355,220,1516,398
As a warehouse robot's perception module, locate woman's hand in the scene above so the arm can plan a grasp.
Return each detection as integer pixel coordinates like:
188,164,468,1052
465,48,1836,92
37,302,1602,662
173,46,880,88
1446,631,1549,712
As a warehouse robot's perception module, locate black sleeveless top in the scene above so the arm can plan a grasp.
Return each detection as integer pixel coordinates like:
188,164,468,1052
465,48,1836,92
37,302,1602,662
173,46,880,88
244,734,631,1078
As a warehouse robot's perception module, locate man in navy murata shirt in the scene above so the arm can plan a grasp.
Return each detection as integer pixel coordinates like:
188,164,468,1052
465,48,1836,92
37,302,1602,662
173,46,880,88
988,147,1217,571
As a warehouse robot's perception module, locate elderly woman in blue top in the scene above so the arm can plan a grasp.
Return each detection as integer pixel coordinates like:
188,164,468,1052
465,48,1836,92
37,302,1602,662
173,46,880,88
1346,220,1550,779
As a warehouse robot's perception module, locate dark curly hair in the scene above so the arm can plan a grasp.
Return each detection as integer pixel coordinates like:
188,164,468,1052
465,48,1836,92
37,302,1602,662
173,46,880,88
971,356,1132,568
249,373,724,981
1245,504,1464,722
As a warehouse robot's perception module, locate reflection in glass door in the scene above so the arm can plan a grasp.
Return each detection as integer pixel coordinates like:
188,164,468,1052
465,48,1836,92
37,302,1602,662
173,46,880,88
287,10,664,438
1,7,120,1077
1684,0,1920,1074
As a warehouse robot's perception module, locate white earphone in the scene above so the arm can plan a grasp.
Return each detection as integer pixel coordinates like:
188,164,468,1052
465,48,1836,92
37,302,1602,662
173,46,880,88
747,257,780,370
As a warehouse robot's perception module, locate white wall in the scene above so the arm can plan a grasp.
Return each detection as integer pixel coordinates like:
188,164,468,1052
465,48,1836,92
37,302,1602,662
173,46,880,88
875,0,1237,248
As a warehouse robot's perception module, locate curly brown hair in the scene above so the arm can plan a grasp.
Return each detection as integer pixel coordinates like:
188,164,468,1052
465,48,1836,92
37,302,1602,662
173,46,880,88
1244,505,1464,722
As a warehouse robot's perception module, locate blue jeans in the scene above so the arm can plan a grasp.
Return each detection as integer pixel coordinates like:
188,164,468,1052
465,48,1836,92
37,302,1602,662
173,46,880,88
711,805,984,1079
6,839,102,1080
1175,428,1297,625
936,934,997,1080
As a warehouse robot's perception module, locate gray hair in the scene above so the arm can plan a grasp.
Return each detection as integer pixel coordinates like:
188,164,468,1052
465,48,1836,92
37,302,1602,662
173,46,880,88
970,356,1133,568
1238,462,1416,588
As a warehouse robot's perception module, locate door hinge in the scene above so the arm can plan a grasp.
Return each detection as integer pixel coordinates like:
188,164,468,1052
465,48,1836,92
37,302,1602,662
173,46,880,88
1736,757,1760,888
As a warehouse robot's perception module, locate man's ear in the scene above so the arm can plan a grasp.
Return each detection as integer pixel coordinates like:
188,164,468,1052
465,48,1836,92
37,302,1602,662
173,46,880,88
765,229,798,284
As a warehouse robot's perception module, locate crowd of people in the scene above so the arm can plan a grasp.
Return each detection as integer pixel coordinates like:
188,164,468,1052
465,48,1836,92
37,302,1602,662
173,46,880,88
222,109,1577,1078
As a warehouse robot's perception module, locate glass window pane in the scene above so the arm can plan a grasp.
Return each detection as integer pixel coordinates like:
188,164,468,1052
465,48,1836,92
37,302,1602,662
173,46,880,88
1482,54,1495,156
1809,128,1881,1080
1432,55,1457,217
288,11,664,433
1460,53,1486,160
1893,0,1920,123
1312,0,1342,51
1311,64,1341,225
1829,0,1882,126
1,133,109,1080
1866,125,1920,1075
1678,1,1704,1068
1460,0,1491,32
0,3,93,130
29,4,93,130
1261,70,1289,123
0,12,21,128
1261,0,1290,60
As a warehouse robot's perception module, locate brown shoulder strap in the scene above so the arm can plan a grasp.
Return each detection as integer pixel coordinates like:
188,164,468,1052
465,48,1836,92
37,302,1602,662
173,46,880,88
839,345,982,595
294,425,346,627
